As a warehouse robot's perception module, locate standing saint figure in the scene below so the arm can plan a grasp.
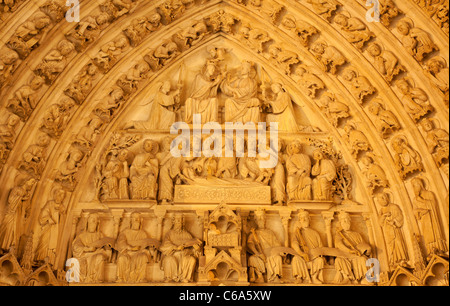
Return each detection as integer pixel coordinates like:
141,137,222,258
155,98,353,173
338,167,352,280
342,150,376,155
247,210,284,283
116,213,159,283
130,140,159,200
185,60,223,124
411,178,447,260
160,214,202,283
158,137,185,205
285,141,312,201
264,82,299,132
0,177,36,252
291,209,326,284
221,60,261,124
72,214,113,283
376,192,409,268
311,150,337,201
34,188,66,265
132,81,180,130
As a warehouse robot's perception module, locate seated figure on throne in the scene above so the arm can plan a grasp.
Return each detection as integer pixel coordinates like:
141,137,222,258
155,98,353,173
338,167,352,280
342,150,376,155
221,60,261,124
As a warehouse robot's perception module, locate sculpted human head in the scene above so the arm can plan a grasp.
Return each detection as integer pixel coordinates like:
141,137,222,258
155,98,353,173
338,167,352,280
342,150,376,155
338,212,351,231
297,210,310,229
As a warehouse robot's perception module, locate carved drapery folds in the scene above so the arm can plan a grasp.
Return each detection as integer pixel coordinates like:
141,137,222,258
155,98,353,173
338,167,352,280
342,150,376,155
0,0,448,287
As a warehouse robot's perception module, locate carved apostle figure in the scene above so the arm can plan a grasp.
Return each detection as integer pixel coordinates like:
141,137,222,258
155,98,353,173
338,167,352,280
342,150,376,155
264,82,299,132
0,178,36,252
396,78,433,122
132,81,180,130
334,212,372,284
367,99,401,138
72,214,113,283
291,209,326,284
391,136,424,179
376,193,409,268
35,187,66,264
312,150,337,201
0,114,20,162
411,178,448,260
158,137,185,205
185,60,223,124
116,213,159,283
130,140,159,200
285,141,312,201
160,214,202,283
247,210,284,283
221,61,261,124
420,118,449,167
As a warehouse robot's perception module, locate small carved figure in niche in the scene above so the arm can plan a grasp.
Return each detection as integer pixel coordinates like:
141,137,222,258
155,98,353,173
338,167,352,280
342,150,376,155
391,135,424,179
343,122,372,159
263,82,299,132
7,12,51,58
396,18,438,62
74,118,103,148
424,57,449,106
93,36,128,73
433,2,449,34
367,99,401,138
307,0,340,20
396,78,433,123
7,75,45,121
0,114,20,163
420,118,449,167
18,133,51,177
334,12,375,50
160,214,202,283
34,39,75,84
267,45,299,76
334,211,372,285
239,24,271,54
158,0,186,23
93,88,125,122
123,13,162,47
366,42,405,84
39,0,66,22
310,42,346,75
100,0,137,20
248,0,284,24
0,0,21,14
40,97,76,138
360,154,389,194
185,60,222,124
34,187,66,264
205,9,238,34
376,192,409,268
411,177,448,261
0,177,36,252
146,40,180,71
221,61,261,124
312,150,337,201
117,61,150,94
54,148,84,188
173,20,208,51
130,81,180,130
116,213,159,283
65,15,104,52
281,15,318,47
292,64,325,98
341,68,376,104
72,213,113,283
285,141,312,201
64,63,98,104
378,0,401,27
317,92,350,127
247,210,284,283
0,49,20,89
291,209,326,284
130,140,159,200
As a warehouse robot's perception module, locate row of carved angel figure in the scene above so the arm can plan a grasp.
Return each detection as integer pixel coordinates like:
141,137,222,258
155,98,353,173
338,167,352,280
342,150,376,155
96,137,346,205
